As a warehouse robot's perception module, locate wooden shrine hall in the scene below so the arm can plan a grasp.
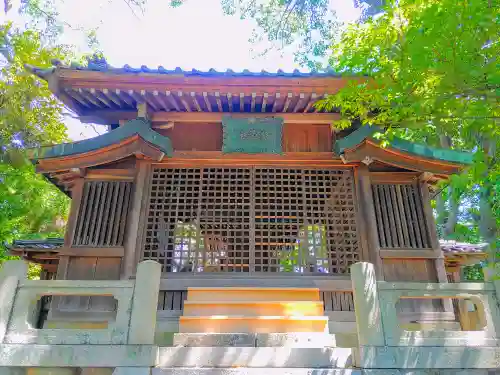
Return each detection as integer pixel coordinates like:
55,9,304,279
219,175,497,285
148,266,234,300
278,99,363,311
19,62,474,330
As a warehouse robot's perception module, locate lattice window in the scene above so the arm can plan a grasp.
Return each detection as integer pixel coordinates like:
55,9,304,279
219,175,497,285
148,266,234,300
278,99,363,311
372,183,431,249
143,167,359,274
73,181,132,247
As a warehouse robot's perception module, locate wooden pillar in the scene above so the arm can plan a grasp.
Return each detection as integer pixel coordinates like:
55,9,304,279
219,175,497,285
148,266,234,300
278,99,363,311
419,179,448,283
57,178,85,280
122,160,152,279
419,178,454,314
355,164,383,278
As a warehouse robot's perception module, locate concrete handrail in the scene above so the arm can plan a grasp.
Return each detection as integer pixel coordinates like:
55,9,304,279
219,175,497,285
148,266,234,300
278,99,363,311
350,262,500,347
0,260,161,345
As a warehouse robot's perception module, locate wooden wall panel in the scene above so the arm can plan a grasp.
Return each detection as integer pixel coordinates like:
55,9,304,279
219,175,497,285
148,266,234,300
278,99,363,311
383,259,438,282
90,257,121,311
157,122,332,152
58,257,96,311
57,257,121,313
383,258,442,313
159,123,222,151
283,124,332,152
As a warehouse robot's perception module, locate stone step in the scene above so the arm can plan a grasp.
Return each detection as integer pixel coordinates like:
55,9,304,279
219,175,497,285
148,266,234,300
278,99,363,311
183,301,324,317
186,287,320,302
173,333,339,347
179,316,329,333
153,369,362,375
157,347,354,368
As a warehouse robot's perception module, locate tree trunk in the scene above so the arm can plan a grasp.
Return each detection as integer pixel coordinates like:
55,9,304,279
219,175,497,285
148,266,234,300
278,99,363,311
477,137,498,280
479,187,496,245
479,139,498,245
439,135,460,239
435,191,446,238
444,193,460,238
435,192,446,225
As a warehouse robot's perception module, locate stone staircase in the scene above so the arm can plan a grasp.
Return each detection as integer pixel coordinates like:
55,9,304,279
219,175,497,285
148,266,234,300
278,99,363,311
155,287,357,374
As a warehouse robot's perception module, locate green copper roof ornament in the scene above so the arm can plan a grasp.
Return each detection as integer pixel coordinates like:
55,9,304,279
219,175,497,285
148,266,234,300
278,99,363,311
27,117,173,160
334,125,473,165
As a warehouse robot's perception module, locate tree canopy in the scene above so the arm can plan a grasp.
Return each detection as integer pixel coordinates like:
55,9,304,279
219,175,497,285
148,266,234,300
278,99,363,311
0,23,70,256
318,0,499,251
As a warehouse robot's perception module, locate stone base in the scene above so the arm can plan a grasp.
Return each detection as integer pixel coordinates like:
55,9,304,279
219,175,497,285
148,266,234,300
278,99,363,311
153,369,359,375
173,333,340,347
0,345,157,367
153,369,500,375
157,347,354,368
358,346,500,369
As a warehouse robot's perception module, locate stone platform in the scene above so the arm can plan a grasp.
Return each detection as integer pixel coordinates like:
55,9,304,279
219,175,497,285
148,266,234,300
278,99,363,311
153,370,500,375
157,346,355,368
173,333,340,347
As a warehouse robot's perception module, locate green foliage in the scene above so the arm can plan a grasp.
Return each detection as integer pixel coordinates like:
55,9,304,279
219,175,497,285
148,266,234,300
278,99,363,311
0,22,69,154
319,0,499,246
0,162,68,256
463,263,484,282
0,23,70,260
322,0,498,136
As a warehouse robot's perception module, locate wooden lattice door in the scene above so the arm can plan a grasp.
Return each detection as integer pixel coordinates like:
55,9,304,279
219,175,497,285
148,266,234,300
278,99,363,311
142,167,360,274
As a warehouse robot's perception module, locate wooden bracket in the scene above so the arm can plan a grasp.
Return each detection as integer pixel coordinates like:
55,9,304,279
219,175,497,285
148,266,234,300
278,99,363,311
137,102,154,121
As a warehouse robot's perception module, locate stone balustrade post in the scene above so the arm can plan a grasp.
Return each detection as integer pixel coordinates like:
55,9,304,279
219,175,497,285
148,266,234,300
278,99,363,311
493,279,500,338
350,262,385,346
128,260,161,345
0,260,27,343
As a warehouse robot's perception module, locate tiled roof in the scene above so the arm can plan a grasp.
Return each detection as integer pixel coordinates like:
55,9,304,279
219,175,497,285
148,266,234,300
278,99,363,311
334,125,473,165
65,60,343,78
31,58,344,78
10,238,64,251
439,240,489,254
28,117,172,161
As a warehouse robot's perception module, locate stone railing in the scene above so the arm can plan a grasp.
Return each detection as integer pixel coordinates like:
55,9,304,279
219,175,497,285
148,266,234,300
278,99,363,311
0,260,160,368
351,262,500,370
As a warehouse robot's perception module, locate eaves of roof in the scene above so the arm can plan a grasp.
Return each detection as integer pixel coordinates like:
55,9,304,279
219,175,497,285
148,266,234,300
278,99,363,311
27,117,173,160
335,126,473,166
